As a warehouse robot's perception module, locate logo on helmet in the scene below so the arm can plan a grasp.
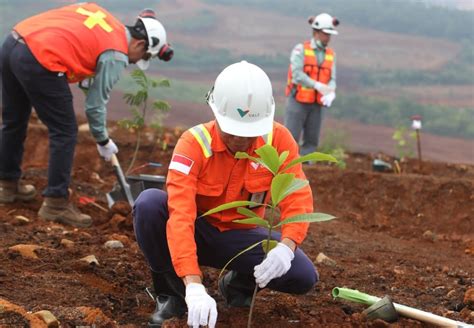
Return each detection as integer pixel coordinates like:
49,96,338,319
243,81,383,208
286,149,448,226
236,108,250,118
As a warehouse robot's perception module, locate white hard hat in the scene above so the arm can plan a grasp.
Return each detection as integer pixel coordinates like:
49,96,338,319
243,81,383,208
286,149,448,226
136,16,167,70
206,61,275,137
311,13,339,35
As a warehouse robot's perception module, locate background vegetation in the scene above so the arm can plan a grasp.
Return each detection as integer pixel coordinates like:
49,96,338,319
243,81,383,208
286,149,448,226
1,0,472,141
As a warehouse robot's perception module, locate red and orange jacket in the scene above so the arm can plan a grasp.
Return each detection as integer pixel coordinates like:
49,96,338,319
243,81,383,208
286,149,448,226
166,121,314,277
14,2,128,83
285,40,334,105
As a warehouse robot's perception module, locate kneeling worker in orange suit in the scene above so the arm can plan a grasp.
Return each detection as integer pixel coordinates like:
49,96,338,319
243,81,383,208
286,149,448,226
133,61,319,327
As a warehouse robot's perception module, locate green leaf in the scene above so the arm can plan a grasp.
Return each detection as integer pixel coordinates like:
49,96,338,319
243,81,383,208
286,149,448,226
233,217,270,228
235,207,269,228
274,213,336,227
271,173,295,206
131,69,147,89
278,151,289,167
153,100,170,111
237,207,261,218
235,152,258,162
279,178,309,204
218,240,263,279
255,145,280,174
156,79,171,88
235,152,271,172
261,239,278,254
283,152,338,171
200,201,262,217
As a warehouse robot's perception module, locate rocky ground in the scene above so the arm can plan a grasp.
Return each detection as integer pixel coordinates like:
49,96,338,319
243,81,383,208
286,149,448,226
0,121,473,327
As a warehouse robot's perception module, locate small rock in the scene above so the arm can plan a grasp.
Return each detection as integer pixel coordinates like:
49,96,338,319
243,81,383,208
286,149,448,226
80,231,92,239
446,290,456,298
315,252,337,266
90,172,105,184
459,307,473,321
80,255,99,266
423,230,437,242
393,266,404,275
34,310,59,328
442,310,455,317
108,233,129,245
464,288,474,306
103,240,124,249
14,215,30,223
8,244,42,259
60,239,75,248
464,245,474,255
111,202,132,216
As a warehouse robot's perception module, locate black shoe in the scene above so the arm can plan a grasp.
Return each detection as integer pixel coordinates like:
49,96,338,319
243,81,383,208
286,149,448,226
148,294,186,327
218,271,254,308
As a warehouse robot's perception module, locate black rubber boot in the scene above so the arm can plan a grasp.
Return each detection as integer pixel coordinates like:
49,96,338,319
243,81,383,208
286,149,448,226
218,270,255,308
148,271,186,327
149,294,186,327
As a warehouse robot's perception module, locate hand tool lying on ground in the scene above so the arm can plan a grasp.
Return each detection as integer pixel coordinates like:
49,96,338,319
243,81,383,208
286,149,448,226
332,287,471,327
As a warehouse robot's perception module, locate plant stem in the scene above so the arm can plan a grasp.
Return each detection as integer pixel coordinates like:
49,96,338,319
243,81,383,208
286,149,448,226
126,101,147,175
247,206,275,328
126,129,141,175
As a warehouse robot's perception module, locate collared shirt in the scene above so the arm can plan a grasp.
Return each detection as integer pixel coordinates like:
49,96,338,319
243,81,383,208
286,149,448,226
84,30,130,142
289,37,336,90
166,120,314,277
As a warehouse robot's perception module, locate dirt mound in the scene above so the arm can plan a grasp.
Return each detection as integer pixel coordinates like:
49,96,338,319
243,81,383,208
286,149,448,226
0,122,472,327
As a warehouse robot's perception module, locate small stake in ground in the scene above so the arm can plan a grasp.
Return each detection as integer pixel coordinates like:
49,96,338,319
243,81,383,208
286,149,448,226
410,115,423,170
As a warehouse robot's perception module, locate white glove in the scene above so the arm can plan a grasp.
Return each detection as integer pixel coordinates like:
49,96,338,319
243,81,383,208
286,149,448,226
254,242,294,288
97,139,118,161
185,283,218,328
313,82,333,96
321,92,336,107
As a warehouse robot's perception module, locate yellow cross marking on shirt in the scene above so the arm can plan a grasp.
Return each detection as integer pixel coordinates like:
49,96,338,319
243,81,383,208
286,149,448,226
76,7,113,32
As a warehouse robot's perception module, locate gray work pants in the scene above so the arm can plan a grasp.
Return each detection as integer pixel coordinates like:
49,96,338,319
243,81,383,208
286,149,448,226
284,96,324,156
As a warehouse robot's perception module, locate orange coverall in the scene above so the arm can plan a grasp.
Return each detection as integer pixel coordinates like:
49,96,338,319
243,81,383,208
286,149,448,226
166,120,314,277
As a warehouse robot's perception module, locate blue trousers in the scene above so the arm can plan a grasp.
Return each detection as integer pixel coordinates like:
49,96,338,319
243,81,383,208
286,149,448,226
133,189,318,295
0,34,76,197
284,96,324,156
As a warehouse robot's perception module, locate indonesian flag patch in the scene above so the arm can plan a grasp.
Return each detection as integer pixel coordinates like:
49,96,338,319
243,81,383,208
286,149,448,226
169,154,194,175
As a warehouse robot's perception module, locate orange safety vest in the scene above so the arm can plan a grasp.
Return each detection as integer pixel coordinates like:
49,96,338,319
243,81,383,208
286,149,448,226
166,121,314,277
285,41,334,105
15,2,128,83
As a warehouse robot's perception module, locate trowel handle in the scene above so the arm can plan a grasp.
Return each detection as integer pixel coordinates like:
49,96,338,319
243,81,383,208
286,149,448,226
110,154,134,207
110,153,120,167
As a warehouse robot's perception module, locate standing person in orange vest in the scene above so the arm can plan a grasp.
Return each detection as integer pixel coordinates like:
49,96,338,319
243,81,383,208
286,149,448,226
133,61,318,327
0,3,173,227
284,13,339,157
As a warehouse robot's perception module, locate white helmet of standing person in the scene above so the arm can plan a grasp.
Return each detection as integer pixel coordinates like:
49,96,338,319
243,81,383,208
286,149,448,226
134,9,174,70
311,13,339,35
206,61,275,137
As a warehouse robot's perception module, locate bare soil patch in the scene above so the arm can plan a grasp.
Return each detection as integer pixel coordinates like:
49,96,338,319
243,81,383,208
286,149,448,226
0,119,473,327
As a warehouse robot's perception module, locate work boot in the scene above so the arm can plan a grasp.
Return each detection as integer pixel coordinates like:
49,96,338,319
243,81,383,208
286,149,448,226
38,197,92,227
0,180,37,203
149,295,186,327
149,271,186,327
218,271,255,308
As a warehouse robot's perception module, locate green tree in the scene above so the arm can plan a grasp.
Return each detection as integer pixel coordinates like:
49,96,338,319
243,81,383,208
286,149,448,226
119,69,171,174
